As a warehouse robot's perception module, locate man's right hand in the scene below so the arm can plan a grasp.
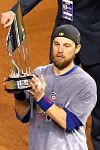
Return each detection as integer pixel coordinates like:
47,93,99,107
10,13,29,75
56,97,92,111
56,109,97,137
1,11,16,28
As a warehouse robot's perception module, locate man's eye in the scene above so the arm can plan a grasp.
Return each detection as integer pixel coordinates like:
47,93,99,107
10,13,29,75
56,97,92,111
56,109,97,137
64,44,70,48
54,43,59,46
54,43,59,45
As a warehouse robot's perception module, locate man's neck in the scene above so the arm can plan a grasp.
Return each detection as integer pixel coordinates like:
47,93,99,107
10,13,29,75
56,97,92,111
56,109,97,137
53,63,75,76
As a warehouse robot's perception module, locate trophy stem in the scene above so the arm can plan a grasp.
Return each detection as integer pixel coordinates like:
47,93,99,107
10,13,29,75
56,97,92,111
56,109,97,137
22,41,31,74
17,47,24,73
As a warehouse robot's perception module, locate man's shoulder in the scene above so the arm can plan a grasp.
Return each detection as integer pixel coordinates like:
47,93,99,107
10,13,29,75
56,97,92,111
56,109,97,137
33,64,53,75
74,67,96,87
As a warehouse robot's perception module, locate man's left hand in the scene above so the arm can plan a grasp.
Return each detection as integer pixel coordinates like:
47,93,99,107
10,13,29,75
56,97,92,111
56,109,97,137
28,74,46,101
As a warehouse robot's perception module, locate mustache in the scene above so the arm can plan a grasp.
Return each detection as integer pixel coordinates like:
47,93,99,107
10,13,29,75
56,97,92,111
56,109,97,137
56,53,65,58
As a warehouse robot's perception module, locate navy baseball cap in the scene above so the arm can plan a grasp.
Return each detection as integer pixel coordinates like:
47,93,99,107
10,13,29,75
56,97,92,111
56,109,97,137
52,24,81,44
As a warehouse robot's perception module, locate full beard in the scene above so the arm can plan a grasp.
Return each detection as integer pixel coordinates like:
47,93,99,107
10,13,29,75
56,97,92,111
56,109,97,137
52,55,75,70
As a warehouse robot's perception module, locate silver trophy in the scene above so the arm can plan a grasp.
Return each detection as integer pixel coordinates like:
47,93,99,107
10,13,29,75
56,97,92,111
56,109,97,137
5,1,32,93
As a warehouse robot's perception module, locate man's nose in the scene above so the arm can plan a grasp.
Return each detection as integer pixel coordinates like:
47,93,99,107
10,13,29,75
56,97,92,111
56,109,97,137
58,45,64,52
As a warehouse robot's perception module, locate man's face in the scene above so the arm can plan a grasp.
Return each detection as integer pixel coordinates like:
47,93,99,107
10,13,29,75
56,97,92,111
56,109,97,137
52,37,80,70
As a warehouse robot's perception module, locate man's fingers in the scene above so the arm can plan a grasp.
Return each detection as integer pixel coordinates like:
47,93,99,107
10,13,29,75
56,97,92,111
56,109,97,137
28,74,46,93
3,79,7,91
0,14,6,24
2,16,13,28
4,20,13,28
29,78,40,91
3,77,7,82
0,11,15,27
32,74,39,82
28,79,34,88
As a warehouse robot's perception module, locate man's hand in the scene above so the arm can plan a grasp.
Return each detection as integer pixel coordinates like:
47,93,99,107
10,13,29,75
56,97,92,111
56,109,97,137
1,11,15,28
28,74,46,101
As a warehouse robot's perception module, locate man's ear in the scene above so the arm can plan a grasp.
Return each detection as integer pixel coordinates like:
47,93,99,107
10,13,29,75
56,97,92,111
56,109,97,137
75,44,81,54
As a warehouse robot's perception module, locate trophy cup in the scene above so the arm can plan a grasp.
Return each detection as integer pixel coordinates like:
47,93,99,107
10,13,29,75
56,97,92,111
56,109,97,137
5,1,33,93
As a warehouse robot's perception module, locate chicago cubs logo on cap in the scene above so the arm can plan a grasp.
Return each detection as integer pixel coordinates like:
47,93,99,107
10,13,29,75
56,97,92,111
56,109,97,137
59,32,64,36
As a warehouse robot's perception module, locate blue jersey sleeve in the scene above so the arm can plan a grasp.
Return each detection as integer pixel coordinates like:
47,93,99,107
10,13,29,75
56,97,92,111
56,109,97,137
15,108,30,123
64,108,82,132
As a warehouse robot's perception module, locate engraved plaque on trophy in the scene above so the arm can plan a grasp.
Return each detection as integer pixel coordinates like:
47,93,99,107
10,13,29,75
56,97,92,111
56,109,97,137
5,1,33,93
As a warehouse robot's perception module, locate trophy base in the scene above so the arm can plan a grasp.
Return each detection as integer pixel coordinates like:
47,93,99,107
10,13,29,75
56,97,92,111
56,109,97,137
5,74,33,93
